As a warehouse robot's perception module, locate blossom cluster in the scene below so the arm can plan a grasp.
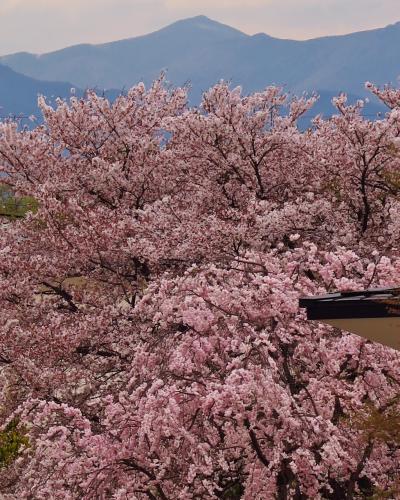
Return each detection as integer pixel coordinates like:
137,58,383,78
0,79,400,498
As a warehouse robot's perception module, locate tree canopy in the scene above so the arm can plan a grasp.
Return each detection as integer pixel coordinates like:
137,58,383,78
0,80,400,498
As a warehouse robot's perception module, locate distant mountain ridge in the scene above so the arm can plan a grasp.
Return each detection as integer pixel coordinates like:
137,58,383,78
2,16,399,95
0,63,77,120
0,17,245,92
0,15,398,120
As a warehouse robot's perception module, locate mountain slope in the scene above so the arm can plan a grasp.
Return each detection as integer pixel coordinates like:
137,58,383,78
0,16,397,122
1,16,399,98
0,63,77,119
0,16,246,91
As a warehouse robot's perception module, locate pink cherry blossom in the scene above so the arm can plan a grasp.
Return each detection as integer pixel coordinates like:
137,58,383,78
0,78,400,498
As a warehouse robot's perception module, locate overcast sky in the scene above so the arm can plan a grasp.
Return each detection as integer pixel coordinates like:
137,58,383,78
1,0,399,55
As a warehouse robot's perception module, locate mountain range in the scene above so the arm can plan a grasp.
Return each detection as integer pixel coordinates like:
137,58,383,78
0,64,76,120
1,15,399,121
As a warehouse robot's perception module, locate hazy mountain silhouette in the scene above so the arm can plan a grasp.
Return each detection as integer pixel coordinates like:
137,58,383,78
0,15,398,120
0,64,122,123
0,17,245,91
2,16,399,94
0,63,77,120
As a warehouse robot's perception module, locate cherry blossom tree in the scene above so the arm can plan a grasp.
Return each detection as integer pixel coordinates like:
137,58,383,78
0,78,400,498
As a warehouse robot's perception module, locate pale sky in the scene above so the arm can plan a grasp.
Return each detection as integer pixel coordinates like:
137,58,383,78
0,0,399,55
